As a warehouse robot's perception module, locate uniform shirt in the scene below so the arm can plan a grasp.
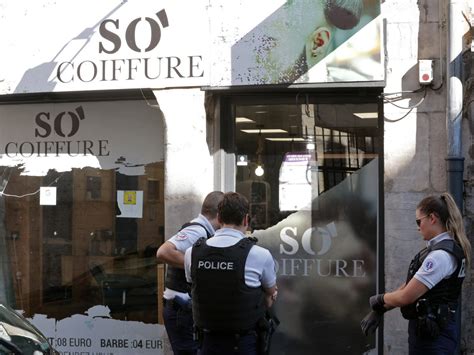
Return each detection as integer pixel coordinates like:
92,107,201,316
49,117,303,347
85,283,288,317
163,214,215,300
414,232,458,289
184,227,277,289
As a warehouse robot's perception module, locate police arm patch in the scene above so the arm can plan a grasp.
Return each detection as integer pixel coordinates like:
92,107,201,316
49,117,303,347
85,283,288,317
423,258,435,273
175,232,188,240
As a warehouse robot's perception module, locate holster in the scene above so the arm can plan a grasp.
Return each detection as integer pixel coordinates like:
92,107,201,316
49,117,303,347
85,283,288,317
435,304,451,329
416,313,440,339
415,299,447,340
257,311,280,355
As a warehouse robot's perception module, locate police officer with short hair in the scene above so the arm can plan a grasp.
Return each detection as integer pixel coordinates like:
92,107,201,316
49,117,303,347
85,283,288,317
361,193,471,354
184,192,277,355
157,191,224,355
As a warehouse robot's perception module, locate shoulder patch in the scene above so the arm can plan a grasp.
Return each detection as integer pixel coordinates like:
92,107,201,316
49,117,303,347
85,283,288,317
423,258,435,273
175,232,188,240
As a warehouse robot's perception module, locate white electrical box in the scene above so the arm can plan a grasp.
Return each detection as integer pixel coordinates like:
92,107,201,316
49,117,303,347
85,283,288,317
419,59,433,85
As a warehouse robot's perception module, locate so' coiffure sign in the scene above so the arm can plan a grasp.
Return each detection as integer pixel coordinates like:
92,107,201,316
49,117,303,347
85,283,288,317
56,9,204,85
0,101,164,176
0,0,382,94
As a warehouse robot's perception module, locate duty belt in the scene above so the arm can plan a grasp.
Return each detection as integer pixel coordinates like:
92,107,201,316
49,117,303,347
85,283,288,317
162,297,192,311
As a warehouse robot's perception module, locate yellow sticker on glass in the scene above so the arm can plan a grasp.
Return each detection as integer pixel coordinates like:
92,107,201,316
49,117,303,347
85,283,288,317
123,191,137,205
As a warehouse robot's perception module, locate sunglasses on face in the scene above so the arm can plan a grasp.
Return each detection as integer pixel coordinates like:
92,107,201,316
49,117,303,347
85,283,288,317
416,214,430,227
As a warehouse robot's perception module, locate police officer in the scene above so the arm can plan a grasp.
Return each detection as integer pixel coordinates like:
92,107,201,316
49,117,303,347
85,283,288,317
184,192,277,355
156,191,224,355
361,193,471,354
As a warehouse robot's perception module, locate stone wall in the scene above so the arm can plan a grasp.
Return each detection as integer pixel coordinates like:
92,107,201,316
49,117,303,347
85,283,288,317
153,89,215,240
463,60,474,354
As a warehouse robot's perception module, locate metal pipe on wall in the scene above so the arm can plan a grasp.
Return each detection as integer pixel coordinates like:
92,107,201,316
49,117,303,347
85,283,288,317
446,2,464,354
446,0,465,210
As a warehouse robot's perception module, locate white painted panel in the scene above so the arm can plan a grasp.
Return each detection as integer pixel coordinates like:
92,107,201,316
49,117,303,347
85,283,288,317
29,306,167,354
0,0,383,93
0,100,164,176
0,0,208,93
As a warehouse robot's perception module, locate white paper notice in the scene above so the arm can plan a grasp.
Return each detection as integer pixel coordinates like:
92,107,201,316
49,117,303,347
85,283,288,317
116,190,143,218
40,186,57,206
28,306,167,355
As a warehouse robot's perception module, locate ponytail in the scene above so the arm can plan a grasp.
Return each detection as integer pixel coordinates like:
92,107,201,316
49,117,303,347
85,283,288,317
418,193,471,267
440,193,471,268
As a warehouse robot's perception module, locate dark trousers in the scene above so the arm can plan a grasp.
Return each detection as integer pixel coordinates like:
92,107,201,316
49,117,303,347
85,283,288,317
408,317,458,355
200,332,258,355
162,298,199,355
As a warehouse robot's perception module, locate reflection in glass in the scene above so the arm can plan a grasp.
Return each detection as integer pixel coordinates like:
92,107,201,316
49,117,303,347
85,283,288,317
235,100,380,354
0,163,164,324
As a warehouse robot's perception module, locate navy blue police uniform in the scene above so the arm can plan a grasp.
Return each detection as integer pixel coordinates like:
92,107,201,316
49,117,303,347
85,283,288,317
184,228,276,355
400,233,466,354
162,215,215,355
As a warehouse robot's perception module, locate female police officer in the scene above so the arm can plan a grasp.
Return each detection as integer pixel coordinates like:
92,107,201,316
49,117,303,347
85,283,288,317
361,193,471,354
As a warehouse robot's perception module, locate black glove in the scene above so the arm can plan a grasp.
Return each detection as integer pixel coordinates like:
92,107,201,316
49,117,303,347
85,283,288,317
369,294,386,313
360,310,383,336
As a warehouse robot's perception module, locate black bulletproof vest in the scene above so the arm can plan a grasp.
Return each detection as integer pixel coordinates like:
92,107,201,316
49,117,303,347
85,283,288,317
400,239,465,319
191,237,266,333
165,222,212,293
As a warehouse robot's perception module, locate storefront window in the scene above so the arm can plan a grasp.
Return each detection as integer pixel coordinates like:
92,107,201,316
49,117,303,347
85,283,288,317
3,164,163,321
0,99,166,353
229,94,381,354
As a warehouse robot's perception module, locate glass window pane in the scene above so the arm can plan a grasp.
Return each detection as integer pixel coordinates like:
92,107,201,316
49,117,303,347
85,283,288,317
3,163,164,322
0,100,166,353
234,99,380,354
